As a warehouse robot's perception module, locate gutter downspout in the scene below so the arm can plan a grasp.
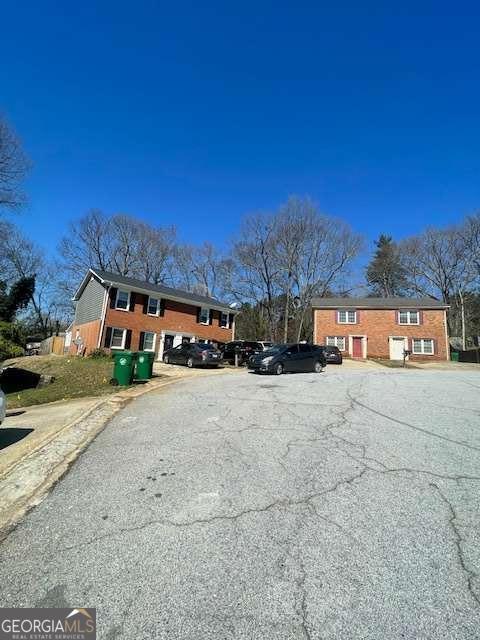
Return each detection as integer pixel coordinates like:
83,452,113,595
97,286,111,349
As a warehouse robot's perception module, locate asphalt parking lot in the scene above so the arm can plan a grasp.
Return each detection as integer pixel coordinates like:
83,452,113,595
0,366,479,639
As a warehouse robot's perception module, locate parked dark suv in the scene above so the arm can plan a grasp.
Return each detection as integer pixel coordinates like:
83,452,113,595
248,343,327,375
221,340,264,365
318,345,343,364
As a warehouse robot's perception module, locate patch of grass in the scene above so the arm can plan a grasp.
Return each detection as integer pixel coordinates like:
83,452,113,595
2,355,120,409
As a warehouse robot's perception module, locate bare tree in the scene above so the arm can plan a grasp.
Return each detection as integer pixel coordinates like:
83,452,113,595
0,221,63,336
172,244,196,292
227,200,362,342
59,210,177,286
172,242,233,298
291,212,362,341
59,209,113,276
109,215,143,276
400,225,477,340
135,223,176,285
400,227,468,303
275,198,310,341
0,116,30,213
230,214,283,341
460,212,480,277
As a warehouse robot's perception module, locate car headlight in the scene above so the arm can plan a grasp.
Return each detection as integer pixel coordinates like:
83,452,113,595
262,356,274,364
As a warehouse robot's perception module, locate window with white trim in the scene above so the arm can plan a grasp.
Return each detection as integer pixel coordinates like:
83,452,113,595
143,331,156,352
110,328,126,349
398,310,419,325
326,336,346,351
199,307,210,324
412,338,434,355
220,312,229,328
148,297,160,316
115,290,130,310
338,310,356,324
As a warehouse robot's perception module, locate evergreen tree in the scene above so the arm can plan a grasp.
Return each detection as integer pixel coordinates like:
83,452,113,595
366,235,406,297
0,276,35,322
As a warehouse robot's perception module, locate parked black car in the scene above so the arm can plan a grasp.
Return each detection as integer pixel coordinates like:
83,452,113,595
319,345,343,364
221,340,264,365
163,342,223,368
248,343,327,375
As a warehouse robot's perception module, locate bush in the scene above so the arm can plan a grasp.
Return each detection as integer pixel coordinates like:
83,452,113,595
0,322,24,362
88,348,111,359
0,321,22,343
0,336,24,362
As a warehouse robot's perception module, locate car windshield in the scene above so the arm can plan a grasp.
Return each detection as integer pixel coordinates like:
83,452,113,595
262,344,288,355
195,343,216,350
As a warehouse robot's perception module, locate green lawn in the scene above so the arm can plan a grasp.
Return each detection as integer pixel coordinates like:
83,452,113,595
1,355,122,409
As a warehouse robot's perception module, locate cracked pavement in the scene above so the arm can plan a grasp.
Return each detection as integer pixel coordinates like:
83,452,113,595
0,366,479,639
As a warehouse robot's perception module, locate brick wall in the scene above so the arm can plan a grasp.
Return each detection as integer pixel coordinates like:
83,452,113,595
102,294,233,355
314,308,448,361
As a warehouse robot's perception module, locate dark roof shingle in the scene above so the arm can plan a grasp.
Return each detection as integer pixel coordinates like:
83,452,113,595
75,269,235,312
311,297,448,309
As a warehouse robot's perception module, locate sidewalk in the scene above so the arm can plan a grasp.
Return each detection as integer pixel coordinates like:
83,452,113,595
0,397,104,477
0,366,240,538
412,360,480,371
340,358,386,370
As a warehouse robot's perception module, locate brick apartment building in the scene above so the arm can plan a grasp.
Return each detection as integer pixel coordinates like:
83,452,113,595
70,269,237,359
312,297,449,361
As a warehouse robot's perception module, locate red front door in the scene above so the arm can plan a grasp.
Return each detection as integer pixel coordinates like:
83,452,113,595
352,337,363,358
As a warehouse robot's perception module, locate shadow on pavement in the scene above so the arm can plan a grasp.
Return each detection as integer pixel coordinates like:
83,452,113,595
0,428,34,451
0,368,41,394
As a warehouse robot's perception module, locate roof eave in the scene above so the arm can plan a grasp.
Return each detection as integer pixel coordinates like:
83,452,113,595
72,268,101,301
311,302,450,310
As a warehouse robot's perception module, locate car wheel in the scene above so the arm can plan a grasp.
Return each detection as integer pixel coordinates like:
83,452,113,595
187,357,194,368
274,363,283,375
164,355,169,364
313,360,323,373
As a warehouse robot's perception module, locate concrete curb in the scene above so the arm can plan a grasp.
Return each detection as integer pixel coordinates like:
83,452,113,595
0,369,230,540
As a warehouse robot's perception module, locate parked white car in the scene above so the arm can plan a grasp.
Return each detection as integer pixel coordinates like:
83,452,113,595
0,388,5,425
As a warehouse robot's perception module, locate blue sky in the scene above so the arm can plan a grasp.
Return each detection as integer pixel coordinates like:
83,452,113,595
1,1,479,258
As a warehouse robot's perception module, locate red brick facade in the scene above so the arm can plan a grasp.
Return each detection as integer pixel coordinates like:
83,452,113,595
103,295,234,357
71,282,235,358
313,306,449,361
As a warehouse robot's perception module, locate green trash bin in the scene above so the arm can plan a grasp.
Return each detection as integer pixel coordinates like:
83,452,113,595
113,351,135,386
135,351,153,381
147,352,155,378
450,350,459,362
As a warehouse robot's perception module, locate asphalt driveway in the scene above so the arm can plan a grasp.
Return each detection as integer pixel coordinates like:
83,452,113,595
0,367,479,639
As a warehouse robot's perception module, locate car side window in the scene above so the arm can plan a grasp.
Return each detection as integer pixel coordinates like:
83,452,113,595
299,344,311,353
287,345,299,354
